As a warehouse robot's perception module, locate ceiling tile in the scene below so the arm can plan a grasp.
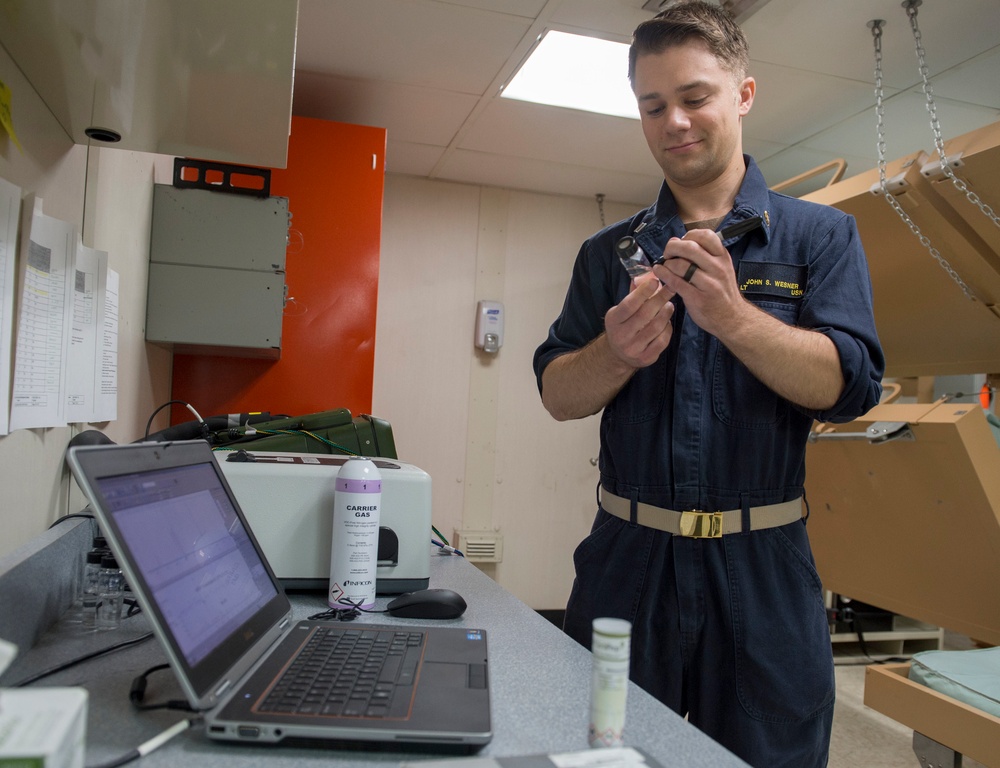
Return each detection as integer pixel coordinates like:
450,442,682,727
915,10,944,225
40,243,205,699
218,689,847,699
296,0,533,93
386,141,447,176
549,0,652,40
435,148,661,204
744,61,895,147
433,0,547,16
743,0,1000,91
457,99,654,176
927,45,1000,109
743,136,787,164
293,71,478,146
800,90,1000,164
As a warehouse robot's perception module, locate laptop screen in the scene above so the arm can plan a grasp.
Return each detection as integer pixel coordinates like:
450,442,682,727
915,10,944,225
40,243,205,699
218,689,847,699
98,461,278,666
75,442,292,700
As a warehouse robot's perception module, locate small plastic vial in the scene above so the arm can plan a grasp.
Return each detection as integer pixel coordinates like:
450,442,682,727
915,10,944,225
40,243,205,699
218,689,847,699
615,236,654,279
95,554,125,630
588,617,632,748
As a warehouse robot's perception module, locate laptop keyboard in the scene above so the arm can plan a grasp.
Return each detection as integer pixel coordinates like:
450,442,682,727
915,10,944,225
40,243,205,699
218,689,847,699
258,627,425,718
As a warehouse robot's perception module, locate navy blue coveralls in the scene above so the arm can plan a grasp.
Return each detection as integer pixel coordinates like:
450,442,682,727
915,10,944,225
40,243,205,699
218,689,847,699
533,157,885,768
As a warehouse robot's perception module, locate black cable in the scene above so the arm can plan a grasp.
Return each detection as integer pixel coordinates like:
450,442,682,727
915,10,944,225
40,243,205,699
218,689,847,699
85,717,202,768
835,607,908,666
214,427,358,455
88,749,144,768
143,400,211,442
144,400,191,440
432,539,464,556
847,608,874,659
129,663,194,712
308,597,389,621
10,632,154,687
125,597,142,617
48,512,95,529
16,640,197,768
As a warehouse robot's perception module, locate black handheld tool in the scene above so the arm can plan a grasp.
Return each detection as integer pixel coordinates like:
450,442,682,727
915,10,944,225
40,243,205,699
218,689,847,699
649,215,765,268
716,215,763,241
619,216,766,276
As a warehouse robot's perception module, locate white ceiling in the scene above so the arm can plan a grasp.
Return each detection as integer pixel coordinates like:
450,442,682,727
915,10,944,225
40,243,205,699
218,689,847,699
292,0,1000,205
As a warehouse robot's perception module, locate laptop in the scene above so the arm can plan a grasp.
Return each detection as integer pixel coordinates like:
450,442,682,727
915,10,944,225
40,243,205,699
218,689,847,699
67,440,492,749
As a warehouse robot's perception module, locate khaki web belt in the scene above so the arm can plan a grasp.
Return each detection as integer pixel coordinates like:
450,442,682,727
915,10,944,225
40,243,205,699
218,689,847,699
600,489,804,538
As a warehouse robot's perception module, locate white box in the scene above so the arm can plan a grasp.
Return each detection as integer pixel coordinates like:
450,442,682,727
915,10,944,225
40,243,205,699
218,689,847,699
215,452,431,593
0,688,88,768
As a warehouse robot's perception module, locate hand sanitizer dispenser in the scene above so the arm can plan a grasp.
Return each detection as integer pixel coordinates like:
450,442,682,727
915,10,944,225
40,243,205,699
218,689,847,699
475,301,504,354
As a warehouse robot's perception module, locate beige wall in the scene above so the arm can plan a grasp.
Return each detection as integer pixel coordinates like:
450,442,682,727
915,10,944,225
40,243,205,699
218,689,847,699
373,174,642,609
0,44,173,558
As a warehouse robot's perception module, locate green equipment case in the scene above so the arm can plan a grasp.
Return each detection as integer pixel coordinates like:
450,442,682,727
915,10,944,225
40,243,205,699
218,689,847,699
209,408,397,459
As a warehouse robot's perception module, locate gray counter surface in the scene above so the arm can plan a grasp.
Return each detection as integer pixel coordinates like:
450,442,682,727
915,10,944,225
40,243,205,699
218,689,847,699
1,519,748,767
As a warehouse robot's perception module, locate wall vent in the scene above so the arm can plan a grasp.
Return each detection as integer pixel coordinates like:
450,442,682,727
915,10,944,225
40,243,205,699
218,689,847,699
454,531,504,563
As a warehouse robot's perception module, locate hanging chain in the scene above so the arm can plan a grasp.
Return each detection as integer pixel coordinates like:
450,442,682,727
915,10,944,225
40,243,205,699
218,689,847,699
905,0,1000,229
871,19,976,300
595,193,606,227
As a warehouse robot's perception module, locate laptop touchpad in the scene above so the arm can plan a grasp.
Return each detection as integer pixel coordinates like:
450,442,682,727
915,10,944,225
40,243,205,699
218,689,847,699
421,662,471,687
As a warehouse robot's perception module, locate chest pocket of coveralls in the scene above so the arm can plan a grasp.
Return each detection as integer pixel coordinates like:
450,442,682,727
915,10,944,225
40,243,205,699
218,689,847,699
711,300,800,429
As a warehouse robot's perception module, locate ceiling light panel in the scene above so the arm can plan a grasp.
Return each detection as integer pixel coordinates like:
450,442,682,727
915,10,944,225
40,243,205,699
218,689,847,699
501,30,639,120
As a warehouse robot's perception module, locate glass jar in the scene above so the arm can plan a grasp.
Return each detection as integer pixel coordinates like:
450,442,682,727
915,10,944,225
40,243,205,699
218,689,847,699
95,554,125,631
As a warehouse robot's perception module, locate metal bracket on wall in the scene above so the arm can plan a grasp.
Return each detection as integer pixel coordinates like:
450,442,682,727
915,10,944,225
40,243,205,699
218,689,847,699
172,157,271,198
912,731,962,768
808,421,914,444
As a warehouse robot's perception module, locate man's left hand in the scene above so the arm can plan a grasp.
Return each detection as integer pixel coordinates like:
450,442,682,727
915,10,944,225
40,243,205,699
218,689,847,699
652,228,748,338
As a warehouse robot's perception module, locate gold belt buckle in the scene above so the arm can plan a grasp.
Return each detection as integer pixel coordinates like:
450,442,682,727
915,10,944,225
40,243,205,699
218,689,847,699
678,510,724,538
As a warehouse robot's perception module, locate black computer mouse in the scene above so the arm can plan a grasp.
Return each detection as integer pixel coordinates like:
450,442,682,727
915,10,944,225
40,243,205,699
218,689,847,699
385,588,467,619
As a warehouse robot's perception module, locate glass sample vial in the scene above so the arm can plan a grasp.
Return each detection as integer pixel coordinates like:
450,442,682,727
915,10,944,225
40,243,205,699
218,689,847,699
95,554,125,630
615,236,654,279
328,457,382,611
80,549,105,629
589,617,632,748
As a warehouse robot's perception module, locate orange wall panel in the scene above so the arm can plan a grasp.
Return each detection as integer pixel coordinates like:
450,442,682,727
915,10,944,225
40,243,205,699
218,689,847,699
169,117,386,424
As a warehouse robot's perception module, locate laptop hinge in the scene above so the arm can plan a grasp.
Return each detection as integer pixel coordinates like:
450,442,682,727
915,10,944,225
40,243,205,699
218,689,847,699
214,679,233,699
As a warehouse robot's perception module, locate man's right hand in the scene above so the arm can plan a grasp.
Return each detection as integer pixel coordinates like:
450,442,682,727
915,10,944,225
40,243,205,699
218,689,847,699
605,274,675,369
540,275,675,421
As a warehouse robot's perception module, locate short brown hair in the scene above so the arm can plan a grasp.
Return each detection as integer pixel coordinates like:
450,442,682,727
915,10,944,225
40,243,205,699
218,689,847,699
628,1,750,87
